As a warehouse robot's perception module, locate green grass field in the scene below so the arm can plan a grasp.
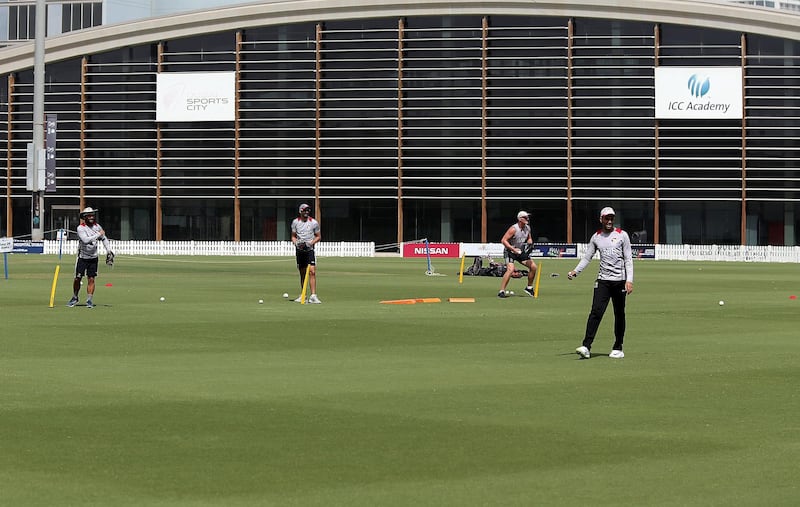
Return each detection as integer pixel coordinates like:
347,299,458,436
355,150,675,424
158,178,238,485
1,254,798,506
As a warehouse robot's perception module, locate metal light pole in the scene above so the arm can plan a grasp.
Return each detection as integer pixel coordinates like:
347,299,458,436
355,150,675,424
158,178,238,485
31,0,46,241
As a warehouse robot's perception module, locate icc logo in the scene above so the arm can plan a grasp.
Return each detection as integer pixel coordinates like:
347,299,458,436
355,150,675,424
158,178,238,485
687,74,711,98
668,74,712,110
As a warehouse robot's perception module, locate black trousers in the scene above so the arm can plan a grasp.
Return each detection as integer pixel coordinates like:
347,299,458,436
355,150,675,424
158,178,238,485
582,279,627,351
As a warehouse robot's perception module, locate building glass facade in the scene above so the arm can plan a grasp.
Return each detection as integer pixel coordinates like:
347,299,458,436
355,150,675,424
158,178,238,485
2,9,800,246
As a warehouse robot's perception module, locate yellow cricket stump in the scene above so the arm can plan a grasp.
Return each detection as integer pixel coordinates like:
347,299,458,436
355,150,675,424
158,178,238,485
300,264,310,305
458,253,466,284
448,297,475,303
533,261,542,299
48,264,60,308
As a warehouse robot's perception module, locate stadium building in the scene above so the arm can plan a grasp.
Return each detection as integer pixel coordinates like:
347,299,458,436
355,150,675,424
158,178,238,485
1,0,799,247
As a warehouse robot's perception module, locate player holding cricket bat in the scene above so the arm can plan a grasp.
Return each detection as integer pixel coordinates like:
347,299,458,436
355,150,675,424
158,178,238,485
67,207,114,309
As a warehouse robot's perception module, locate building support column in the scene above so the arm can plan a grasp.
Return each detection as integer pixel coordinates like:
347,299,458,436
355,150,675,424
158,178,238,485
480,16,488,243
156,42,164,241
80,57,87,211
740,33,748,245
234,30,242,241
653,24,661,244
6,75,14,236
566,19,574,243
314,23,322,225
397,17,405,247
31,0,46,241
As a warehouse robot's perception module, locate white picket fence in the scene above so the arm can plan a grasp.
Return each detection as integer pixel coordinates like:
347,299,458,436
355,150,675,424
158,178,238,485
654,244,800,263
574,243,800,263
515,243,800,263
44,240,375,257
40,240,800,262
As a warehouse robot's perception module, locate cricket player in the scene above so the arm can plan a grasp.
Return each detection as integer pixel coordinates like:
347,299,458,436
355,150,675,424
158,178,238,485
67,207,114,308
568,207,634,359
291,203,321,304
498,210,538,298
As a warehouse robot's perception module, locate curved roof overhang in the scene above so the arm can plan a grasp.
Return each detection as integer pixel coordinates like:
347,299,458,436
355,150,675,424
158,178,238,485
1,0,798,75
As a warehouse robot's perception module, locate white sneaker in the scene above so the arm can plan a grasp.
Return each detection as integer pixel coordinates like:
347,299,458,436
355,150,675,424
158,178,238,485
293,296,304,303
609,350,625,359
308,294,321,304
575,346,590,359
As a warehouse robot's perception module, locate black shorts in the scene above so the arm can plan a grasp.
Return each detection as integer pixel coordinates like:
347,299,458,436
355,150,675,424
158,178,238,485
75,257,99,278
295,248,316,268
504,248,530,264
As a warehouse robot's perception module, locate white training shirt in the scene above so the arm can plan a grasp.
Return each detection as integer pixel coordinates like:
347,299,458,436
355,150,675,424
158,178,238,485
76,223,111,260
291,216,320,246
573,227,634,282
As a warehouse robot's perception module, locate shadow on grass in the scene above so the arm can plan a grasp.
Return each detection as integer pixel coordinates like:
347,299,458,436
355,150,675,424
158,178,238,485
3,396,726,502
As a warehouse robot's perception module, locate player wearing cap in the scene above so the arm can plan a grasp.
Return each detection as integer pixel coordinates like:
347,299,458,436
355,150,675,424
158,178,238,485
67,207,113,309
498,210,538,298
290,203,322,303
568,207,634,359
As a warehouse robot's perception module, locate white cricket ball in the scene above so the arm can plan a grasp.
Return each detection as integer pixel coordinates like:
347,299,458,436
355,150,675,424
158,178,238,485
509,291,515,295
160,297,165,302
258,299,264,304
718,300,724,306
282,293,289,298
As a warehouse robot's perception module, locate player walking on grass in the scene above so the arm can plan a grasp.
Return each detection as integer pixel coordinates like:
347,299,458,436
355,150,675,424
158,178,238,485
291,203,322,304
498,210,538,298
568,207,634,359
67,207,114,309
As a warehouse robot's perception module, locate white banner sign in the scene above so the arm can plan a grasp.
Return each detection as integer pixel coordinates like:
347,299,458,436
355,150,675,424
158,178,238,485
655,67,743,120
461,243,505,258
156,72,235,122
0,237,13,253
